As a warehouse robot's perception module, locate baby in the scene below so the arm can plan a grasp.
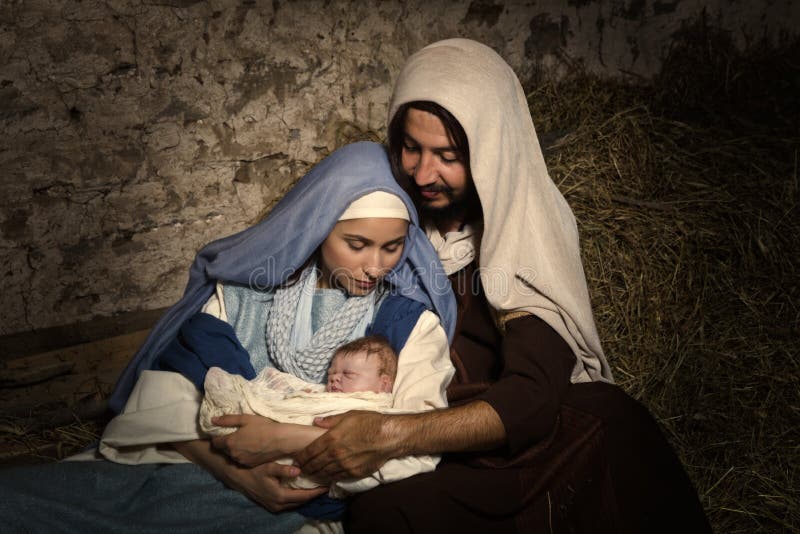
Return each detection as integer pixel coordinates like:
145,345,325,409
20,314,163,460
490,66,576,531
325,335,396,394
199,336,399,489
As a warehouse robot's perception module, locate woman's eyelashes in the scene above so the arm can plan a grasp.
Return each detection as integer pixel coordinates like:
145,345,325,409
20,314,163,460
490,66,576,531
345,238,404,253
383,241,403,253
346,239,366,251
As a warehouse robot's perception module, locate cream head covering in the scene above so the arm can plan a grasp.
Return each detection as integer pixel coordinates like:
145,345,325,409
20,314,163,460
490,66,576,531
338,191,410,221
389,38,612,383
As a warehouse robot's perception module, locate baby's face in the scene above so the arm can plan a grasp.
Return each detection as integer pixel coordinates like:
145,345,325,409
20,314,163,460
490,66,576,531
327,352,391,393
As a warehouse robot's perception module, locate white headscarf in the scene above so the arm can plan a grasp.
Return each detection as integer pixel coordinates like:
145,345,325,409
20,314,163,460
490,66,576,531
389,38,612,383
338,191,410,221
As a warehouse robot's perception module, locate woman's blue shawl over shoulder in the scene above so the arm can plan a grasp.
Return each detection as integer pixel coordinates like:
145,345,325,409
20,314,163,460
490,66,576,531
109,142,456,413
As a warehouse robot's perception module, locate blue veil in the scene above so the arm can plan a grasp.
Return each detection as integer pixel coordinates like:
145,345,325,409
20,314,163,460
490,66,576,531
109,142,456,413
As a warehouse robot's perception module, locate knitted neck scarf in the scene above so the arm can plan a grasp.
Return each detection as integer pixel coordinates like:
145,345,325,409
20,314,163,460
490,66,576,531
266,266,377,383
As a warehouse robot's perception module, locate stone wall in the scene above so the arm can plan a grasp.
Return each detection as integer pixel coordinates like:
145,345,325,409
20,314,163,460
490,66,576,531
1,0,797,336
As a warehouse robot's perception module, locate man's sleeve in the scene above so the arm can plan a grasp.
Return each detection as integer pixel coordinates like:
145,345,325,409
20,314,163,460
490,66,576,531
475,313,577,456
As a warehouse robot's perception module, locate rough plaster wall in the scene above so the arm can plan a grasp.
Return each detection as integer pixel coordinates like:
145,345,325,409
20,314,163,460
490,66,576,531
1,0,797,336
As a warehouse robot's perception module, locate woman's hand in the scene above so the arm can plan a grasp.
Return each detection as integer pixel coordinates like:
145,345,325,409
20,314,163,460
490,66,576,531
293,411,403,482
211,414,287,466
174,439,326,512
226,461,328,512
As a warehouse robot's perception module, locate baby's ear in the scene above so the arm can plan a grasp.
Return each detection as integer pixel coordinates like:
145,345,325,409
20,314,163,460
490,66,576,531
379,374,393,393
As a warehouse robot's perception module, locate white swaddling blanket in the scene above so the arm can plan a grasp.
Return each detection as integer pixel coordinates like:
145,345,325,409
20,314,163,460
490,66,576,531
200,367,393,431
200,366,395,495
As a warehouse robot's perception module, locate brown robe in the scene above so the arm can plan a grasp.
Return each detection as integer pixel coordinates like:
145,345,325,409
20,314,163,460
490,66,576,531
346,262,710,533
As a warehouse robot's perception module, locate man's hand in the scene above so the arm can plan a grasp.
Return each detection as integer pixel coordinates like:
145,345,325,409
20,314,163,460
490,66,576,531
294,411,402,482
294,402,507,482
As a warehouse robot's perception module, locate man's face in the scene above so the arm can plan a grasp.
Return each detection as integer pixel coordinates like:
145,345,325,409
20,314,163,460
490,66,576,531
400,108,471,214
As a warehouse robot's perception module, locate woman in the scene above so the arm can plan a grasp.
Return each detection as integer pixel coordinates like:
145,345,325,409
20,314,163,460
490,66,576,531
0,142,456,532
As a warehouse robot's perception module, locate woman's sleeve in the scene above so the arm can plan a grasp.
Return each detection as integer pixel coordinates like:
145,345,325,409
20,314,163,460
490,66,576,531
98,370,204,464
390,310,454,412
98,286,230,464
101,282,262,466
333,310,453,496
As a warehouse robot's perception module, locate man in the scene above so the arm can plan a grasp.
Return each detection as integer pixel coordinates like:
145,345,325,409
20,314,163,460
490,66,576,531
294,39,711,533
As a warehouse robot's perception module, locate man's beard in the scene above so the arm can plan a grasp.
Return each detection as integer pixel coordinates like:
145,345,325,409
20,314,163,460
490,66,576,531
413,182,481,228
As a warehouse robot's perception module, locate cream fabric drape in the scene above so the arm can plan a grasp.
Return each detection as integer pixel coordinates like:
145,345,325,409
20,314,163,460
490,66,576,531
389,38,612,383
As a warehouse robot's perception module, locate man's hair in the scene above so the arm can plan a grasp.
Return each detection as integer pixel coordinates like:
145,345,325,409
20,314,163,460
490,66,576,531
333,335,398,380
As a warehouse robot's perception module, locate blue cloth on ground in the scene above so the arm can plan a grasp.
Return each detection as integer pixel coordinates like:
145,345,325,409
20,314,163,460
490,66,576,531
0,461,306,533
110,142,456,413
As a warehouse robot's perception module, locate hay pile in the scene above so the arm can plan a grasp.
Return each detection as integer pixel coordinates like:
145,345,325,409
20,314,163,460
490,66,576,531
0,417,105,465
528,26,799,533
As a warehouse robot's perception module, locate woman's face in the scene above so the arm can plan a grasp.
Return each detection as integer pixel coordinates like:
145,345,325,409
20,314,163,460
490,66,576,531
400,108,469,212
318,217,409,296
